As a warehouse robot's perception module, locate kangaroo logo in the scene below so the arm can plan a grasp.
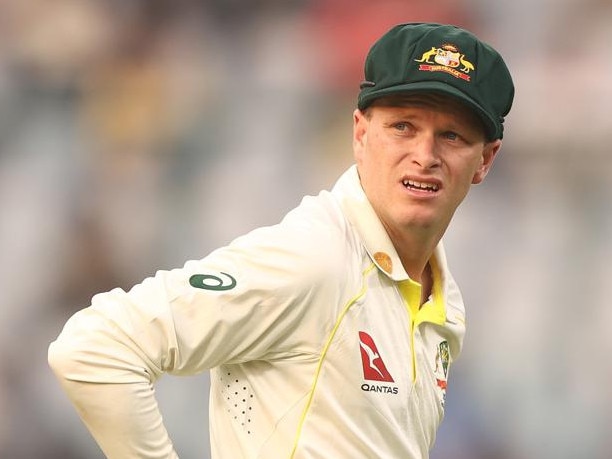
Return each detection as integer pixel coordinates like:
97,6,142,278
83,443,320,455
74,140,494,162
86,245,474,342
358,331,394,382
414,46,438,64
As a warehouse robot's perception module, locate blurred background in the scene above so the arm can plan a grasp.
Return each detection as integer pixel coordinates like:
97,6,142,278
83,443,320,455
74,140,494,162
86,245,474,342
1,0,611,458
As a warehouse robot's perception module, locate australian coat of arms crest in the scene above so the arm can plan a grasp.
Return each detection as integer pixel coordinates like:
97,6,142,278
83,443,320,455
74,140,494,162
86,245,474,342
415,44,474,81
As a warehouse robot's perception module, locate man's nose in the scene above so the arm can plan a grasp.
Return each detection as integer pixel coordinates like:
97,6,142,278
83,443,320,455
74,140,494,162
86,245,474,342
410,134,441,169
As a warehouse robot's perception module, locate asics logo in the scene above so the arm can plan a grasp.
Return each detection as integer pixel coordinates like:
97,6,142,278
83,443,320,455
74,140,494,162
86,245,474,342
189,272,236,291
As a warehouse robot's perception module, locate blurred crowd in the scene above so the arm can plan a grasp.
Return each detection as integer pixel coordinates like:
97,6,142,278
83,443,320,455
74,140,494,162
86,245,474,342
1,0,611,458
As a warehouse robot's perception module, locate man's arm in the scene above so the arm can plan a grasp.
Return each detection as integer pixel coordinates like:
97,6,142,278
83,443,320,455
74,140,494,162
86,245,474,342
48,198,345,457
48,303,179,458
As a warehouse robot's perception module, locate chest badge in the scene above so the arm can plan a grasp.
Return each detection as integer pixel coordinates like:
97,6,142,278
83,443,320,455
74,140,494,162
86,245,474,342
434,340,450,403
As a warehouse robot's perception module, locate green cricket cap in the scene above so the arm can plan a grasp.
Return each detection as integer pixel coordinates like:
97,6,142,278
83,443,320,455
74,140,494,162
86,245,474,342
358,23,515,140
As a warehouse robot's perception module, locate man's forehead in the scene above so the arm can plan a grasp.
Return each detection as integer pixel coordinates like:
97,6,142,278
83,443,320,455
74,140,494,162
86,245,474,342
370,93,471,112
368,93,486,131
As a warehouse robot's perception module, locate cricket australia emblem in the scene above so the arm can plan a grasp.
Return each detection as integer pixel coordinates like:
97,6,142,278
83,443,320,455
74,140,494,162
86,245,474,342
433,340,450,405
414,44,475,81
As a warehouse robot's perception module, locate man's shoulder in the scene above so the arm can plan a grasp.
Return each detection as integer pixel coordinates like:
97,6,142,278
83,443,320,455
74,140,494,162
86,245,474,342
284,188,346,229
229,187,357,260
291,167,362,226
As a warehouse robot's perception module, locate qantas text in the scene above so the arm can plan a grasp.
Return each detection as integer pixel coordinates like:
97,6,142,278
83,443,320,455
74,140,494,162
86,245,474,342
361,383,398,394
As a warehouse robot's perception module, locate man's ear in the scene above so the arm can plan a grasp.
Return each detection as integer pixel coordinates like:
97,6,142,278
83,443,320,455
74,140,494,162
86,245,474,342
353,109,368,162
472,139,502,184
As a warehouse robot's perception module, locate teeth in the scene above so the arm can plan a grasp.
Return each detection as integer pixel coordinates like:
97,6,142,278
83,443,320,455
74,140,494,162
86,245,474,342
403,179,439,191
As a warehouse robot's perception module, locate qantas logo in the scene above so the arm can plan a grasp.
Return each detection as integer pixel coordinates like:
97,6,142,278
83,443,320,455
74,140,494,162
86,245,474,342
358,331,394,382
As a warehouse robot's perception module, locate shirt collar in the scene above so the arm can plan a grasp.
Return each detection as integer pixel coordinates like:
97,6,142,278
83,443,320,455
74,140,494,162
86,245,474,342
332,165,450,284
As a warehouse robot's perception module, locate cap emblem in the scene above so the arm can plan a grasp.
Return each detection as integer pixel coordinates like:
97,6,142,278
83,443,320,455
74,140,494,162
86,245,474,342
414,44,474,81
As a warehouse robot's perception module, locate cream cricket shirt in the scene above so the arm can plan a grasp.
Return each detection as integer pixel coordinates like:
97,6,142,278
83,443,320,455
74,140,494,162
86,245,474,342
49,165,466,459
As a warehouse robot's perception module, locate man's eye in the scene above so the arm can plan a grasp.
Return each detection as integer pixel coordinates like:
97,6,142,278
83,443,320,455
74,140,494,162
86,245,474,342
393,122,409,131
443,131,459,141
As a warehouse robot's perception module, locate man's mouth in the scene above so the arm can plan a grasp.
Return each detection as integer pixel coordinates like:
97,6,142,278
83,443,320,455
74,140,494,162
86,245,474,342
402,179,439,192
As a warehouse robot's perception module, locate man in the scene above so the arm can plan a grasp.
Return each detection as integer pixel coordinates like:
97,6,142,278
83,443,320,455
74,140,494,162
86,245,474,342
49,23,514,458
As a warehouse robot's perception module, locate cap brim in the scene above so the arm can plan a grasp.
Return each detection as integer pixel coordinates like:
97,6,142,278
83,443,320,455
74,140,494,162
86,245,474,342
358,81,498,140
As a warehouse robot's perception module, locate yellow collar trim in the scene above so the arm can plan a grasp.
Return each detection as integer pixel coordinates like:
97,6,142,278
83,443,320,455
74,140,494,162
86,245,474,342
397,255,446,326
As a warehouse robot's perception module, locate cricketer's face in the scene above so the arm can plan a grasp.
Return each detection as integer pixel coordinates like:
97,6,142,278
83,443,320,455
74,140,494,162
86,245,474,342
353,94,501,240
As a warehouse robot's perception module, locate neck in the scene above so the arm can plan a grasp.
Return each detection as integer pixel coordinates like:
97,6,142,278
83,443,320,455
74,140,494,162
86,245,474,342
384,223,443,283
